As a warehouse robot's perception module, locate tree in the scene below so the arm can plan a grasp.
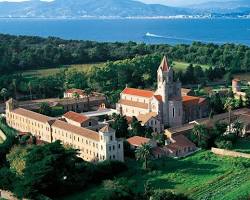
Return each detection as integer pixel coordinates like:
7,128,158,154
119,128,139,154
245,88,250,108
12,79,17,99
0,167,17,191
111,114,128,138
28,81,33,100
0,88,8,102
130,117,145,137
151,190,190,200
232,120,244,137
191,124,210,149
85,87,93,110
135,143,152,169
72,92,80,112
6,145,28,176
39,102,52,116
224,97,235,130
14,141,85,198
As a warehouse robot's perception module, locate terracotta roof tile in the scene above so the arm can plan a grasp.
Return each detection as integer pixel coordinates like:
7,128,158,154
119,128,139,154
118,99,149,109
122,88,154,98
63,111,89,124
13,108,52,123
154,95,162,102
65,89,85,96
137,112,158,124
52,120,100,141
127,136,150,147
182,96,206,106
172,134,196,147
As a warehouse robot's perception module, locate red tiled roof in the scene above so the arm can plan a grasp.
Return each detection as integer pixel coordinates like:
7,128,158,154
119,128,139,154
154,95,162,102
51,120,100,141
127,136,150,147
13,108,52,123
137,112,158,124
65,89,85,96
122,88,154,98
172,134,196,147
182,96,205,106
63,111,89,124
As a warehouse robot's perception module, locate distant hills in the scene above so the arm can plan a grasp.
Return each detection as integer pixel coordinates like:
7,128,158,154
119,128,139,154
0,0,249,19
189,0,250,16
0,0,189,18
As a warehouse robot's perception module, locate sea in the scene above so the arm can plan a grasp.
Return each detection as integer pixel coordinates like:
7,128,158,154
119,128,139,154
0,18,250,45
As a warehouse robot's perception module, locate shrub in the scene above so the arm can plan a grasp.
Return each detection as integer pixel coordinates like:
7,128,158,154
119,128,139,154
0,167,17,191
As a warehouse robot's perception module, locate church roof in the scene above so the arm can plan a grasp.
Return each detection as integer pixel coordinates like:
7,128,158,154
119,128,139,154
159,56,170,72
122,88,154,98
118,99,149,109
137,112,158,124
182,96,206,106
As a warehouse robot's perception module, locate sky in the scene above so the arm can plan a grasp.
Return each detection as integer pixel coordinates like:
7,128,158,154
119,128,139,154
0,0,237,6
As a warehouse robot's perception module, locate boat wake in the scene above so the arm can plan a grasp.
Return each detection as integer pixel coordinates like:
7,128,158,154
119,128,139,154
145,32,165,38
144,32,225,44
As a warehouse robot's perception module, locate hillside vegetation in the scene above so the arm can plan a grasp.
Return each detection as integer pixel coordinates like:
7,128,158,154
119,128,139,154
1,34,250,74
62,151,250,200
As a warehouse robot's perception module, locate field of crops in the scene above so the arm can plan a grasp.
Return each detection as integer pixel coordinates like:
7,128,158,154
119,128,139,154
62,151,250,200
21,61,209,79
21,63,103,79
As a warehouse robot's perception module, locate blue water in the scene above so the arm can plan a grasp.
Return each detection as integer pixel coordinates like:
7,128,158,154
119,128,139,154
0,18,250,45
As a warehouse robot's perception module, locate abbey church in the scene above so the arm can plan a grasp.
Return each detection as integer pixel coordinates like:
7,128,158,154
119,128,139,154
116,56,208,131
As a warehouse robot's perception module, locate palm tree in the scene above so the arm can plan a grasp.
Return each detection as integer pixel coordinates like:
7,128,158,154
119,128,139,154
135,143,152,169
192,124,206,144
85,87,93,111
0,88,8,102
224,98,235,131
72,92,80,112
12,79,17,99
28,81,33,100
233,120,244,137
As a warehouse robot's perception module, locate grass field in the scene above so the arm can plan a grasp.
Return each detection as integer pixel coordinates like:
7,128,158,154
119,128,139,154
22,63,103,79
172,61,209,72
62,151,250,200
21,61,209,79
233,138,250,154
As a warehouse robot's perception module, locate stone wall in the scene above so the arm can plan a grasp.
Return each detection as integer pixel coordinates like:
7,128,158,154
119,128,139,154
211,147,250,159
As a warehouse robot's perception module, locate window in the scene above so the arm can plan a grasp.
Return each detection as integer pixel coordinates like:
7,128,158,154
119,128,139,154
110,136,113,141
109,146,111,151
113,155,115,159
88,121,92,126
173,107,175,118
113,146,115,150
118,144,121,149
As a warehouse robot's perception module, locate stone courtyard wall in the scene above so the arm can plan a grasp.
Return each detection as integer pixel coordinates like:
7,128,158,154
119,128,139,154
211,147,250,159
